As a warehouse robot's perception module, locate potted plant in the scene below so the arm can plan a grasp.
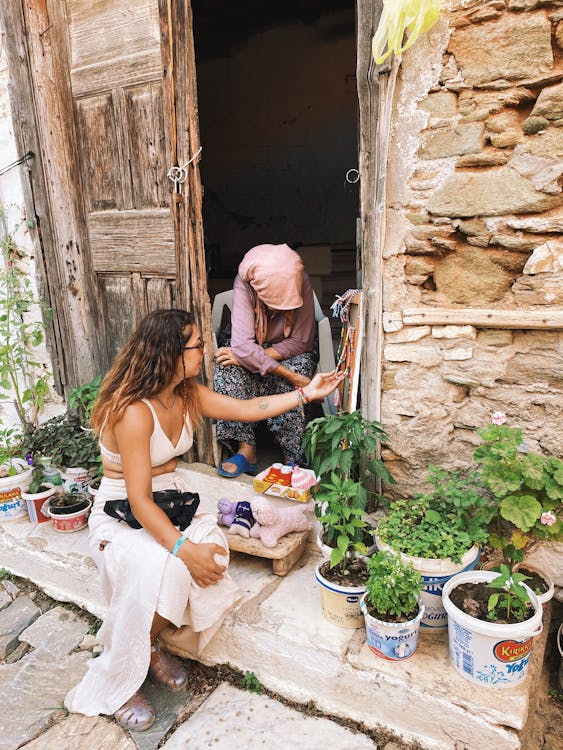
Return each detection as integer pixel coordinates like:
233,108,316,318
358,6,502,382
25,411,102,485
360,550,425,661
303,410,394,557
42,491,92,533
375,465,495,629
68,374,101,428
474,412,562,607
442,565,543,689
0,427,33,521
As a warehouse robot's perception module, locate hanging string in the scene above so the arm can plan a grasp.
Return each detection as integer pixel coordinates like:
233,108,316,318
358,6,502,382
0,151,34,177
166,146,203,187
331,289,361,375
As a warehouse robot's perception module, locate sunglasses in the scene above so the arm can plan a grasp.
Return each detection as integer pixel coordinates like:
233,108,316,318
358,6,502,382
184,341,204,351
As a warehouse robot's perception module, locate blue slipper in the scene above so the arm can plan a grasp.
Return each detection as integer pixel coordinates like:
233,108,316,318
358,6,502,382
217,453,258,478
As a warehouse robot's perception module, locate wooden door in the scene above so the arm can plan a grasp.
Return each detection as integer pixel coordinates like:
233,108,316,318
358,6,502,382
2,0,214,461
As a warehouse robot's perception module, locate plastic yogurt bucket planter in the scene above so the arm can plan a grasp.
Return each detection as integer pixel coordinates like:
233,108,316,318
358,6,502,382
60,467,91,494
315,563,366,629
360,594,425,661
21,483,56,524
375,537,480,630
42,495,92,533
0,460,33,521
442,570,543,689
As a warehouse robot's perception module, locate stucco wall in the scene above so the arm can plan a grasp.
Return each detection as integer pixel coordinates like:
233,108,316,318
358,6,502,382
381,1,563,495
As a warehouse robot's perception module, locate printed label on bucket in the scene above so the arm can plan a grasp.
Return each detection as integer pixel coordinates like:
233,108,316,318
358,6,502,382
366,626,419,661
449,620,534,688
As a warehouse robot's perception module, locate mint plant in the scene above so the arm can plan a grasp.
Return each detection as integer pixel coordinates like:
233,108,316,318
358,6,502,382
377,466,494,562
0,204,50,433
474,413,563,564
486,564,532,623
364,550,423,620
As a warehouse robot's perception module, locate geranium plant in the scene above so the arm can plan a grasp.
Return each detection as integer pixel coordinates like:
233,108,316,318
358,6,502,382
474,412,563,564
377,465,494,563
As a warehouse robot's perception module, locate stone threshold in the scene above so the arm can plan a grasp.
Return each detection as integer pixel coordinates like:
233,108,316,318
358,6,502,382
0,462,547,750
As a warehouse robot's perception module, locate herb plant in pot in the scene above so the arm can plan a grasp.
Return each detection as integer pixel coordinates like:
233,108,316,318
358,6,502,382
303,410,394,559
0,427,33,521
360,550,425,661
376,466,495,629
442,565,543,688
474,412,562,609
21,463,57,524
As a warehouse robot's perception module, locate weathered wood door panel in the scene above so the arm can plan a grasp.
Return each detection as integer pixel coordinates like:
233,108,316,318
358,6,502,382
2,0,214,462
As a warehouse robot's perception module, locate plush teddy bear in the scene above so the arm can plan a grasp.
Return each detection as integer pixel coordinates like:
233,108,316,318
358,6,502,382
227,501,256,538
217,498,237,527
249,497,312,548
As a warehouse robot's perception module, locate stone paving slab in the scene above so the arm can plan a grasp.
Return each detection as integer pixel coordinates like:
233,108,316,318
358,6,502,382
129,681,193,750
0,650,90,750
0,594,41,658
20,606,90,657
22,714,137,750
160,682,379,750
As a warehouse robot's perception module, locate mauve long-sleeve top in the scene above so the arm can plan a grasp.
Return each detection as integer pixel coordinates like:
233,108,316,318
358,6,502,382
230,272,316,376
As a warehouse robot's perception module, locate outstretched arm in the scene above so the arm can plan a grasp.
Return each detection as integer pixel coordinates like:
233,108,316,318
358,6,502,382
197,370,344,422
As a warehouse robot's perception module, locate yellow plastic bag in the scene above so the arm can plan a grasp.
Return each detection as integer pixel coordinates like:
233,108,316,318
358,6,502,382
372,0,441,65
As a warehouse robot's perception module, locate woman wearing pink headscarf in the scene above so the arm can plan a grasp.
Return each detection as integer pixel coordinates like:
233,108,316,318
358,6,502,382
214,243,318,477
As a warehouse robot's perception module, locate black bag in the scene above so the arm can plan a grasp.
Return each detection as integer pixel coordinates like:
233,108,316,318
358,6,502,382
103,489,200,530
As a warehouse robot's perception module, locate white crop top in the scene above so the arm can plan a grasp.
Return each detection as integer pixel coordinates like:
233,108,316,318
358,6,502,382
99,399,193,468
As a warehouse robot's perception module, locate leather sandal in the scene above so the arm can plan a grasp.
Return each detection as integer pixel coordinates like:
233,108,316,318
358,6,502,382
114,690,156,732
148,641,188,692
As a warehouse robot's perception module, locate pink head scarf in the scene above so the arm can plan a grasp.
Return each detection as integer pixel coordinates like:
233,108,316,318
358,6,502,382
238,244,304,345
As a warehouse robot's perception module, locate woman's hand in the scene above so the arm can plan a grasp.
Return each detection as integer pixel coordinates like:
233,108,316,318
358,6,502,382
180,540,227,587
215,347,241,367
303,370,345,402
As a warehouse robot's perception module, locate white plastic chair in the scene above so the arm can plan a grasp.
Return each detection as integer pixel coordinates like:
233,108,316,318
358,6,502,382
211,289,336,415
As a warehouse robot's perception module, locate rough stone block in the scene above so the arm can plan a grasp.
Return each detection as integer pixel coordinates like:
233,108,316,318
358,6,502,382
434,247,513,304
387,326,431,343
530,81,563,122
0,595,41,659
443,347,474,361
419,91,458,117
428,168,561,217
20,606,90,658
432,325,477,340
477,330,514,347
384,343,441,366
420,122,484,159
21,715,136,750
449,13,553,86
160,683,378,750
523,239,563,274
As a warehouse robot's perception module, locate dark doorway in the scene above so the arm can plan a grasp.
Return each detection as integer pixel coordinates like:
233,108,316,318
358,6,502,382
192,0,359,318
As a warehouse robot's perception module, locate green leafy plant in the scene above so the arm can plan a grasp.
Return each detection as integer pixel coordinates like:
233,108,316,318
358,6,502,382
241,671,262,694
25,412,102,478
474,413,563,565
364,550,423,620
377,466,494,563
0,203,50,432
68,375,101,426
486,564,532,623
303,411,394,572
0,426,26,476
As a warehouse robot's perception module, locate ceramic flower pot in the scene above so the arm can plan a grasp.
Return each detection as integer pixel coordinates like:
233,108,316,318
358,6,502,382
442,570,543,689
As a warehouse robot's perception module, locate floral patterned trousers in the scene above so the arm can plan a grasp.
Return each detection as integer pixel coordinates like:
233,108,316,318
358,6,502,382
213,335,318,466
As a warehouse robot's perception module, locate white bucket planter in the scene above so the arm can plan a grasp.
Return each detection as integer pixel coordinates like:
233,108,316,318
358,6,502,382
317,530,376,561
0,460,33,521
60,467,91,494
315,563,366,629
375,537,480,630
360,593,425,661
443,570,543,689
514,563,554,609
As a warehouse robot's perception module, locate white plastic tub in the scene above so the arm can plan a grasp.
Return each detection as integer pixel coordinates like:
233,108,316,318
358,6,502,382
0,460,33,521
443,570,543,689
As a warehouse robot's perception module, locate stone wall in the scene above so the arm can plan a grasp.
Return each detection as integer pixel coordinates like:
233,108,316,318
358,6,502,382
381,0,563,495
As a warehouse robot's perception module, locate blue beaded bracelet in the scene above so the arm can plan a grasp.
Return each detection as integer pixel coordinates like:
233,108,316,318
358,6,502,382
171,535,188,557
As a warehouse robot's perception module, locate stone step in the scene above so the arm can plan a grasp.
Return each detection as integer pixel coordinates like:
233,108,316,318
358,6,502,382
0,462,547,750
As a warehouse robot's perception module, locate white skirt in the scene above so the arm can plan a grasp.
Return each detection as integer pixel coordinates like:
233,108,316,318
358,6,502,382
65,470,239,716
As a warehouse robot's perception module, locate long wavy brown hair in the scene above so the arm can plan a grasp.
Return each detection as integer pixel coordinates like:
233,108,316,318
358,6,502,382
91,309,202,434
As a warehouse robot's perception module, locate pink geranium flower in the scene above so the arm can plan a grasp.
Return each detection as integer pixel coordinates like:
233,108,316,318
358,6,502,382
540,511,556,526
491,411,507,425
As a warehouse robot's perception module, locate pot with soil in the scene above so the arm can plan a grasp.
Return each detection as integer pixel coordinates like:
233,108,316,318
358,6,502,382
315,556,369,629
42,491,92,533
360,550,425,661
513,563,554,610
21,482,56,524
442,567,543,688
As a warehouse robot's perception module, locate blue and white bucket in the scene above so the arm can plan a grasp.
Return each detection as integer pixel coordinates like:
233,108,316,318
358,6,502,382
443,570,543,689
315,563,366,629
0,460,32,521
360,593,425,661
375,537,480,629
